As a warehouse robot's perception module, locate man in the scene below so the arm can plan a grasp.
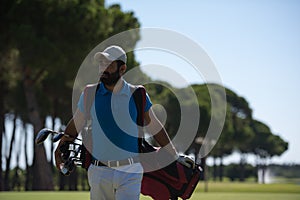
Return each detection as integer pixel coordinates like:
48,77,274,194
55,45,185,200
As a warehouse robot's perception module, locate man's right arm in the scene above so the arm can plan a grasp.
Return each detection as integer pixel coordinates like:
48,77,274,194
54,108,85,170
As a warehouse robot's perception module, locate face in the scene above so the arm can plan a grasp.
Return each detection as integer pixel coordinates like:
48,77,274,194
99,60,122,86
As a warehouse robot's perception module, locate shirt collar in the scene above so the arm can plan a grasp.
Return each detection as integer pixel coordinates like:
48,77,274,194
98,79,130,96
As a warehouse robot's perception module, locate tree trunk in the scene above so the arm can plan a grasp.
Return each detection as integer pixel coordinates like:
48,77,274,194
213,157,217,182
4,114,17,191
219,156,224,182
68,169,78,190
23,123,31,190
50,116,55,172
12,133,22,191
0,81,4,191
261,165,266,184
261,161,267,184
59,173,66,190
23,66,53,190
255,155,259,183
201,157,208,192
239,154,246,182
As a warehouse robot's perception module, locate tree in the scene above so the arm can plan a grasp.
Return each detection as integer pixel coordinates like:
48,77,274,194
0,0,22,189
210,113,234,181
225,88,254,181
250,120,288,183
2,0,141,190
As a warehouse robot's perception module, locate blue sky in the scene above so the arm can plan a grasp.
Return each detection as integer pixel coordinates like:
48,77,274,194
106,0,300,164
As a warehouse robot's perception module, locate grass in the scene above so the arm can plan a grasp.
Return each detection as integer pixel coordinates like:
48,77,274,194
188,193,300,200
197,181,300,193
0,182,299,200
0,192,89,200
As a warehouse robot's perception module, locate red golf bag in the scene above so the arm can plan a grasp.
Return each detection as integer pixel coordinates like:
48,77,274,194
142,154,201,199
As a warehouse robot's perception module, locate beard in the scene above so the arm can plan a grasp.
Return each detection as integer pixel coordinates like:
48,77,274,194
100,69,121,86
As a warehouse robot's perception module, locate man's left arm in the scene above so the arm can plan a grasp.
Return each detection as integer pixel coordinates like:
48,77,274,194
144,107,196,168
144,107,178,159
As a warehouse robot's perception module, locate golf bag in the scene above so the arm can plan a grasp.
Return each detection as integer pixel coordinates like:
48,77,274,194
133,86,201,199
142,157,201,200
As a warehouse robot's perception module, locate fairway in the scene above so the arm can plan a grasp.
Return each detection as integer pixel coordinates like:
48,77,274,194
1,191,300,200
1,182,300,200
190,192,300,200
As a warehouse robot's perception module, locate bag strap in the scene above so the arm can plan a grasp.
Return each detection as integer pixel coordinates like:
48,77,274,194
130,85,146,127
83,84,99,126
129,85,147,152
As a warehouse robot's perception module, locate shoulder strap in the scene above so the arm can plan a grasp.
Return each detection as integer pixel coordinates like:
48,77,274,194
130,85,157,154
83,84,99,123
130,85,149,153
131,85,146,127
81,84,98,168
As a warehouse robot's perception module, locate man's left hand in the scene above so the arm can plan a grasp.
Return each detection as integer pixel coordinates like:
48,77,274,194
177,155,195,169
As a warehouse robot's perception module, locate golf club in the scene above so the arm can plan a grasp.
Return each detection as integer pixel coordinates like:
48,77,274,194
35,128,81,145
35,128,57,144
53,133,65,142
35,127,84,176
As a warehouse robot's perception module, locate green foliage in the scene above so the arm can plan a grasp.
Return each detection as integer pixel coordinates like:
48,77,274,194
224,163,256,181
1,0,142,122
251,120,288,158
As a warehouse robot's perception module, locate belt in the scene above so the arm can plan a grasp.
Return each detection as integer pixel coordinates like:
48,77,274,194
92,157,140,168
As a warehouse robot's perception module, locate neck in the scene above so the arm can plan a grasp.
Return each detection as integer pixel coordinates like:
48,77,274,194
104,78,124,93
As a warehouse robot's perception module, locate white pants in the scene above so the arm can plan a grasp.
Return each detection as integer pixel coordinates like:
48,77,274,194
88,163,143,200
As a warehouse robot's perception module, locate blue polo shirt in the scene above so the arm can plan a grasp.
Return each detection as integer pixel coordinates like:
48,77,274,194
78,80,152,161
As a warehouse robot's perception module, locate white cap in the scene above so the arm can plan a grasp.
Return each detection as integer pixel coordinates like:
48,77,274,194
94,45,127,63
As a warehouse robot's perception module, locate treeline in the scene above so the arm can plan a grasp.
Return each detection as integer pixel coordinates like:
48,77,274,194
269,164,300,178
213,163,300,182
146,84,288,184
1,0,288,191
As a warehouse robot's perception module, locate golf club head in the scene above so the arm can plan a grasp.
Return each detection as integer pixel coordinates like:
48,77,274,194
53,133,64,143
35,128,55,144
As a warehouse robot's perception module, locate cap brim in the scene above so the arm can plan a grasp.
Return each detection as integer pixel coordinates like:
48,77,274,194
94,52,115,62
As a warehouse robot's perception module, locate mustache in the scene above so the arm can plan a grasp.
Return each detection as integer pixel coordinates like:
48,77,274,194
100,69,121,86
100,71,111,77
100,69,120,77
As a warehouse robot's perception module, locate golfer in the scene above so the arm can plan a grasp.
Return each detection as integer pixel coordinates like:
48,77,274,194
55,45,186,200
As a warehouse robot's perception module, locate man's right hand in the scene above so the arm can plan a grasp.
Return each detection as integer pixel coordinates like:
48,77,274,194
54,138,72,170
54,109,84,170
